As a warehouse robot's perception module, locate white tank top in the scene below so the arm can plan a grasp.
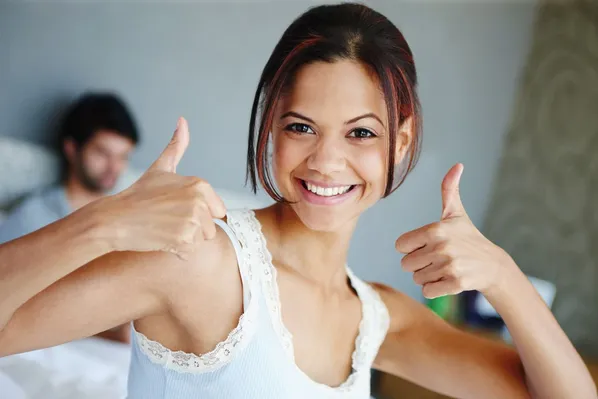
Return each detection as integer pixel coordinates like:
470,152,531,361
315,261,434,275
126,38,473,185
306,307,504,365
127,209,390,398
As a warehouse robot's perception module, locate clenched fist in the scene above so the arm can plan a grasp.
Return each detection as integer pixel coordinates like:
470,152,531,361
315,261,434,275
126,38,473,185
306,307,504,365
395,163,513,299
95,117,226,258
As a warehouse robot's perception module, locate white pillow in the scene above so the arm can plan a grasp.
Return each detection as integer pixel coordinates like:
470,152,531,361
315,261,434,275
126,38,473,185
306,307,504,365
0,137,61,210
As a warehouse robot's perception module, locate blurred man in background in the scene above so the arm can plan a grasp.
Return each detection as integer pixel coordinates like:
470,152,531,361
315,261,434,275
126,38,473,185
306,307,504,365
0,92,140,343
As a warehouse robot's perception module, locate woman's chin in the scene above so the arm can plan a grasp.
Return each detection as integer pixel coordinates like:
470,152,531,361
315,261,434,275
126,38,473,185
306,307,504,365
291,203,358,233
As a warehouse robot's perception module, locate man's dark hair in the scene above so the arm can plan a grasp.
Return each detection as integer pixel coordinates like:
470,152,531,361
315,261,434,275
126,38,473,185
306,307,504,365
58,92,140,178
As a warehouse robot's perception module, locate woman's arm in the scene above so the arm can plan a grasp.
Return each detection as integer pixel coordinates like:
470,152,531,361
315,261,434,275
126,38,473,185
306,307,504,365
385,163,596,398
0,204,111,331
373,284,529,399
0,249,172,356
0,227,236,357
0,230,239,356
0,118,228,353
484,262,596,398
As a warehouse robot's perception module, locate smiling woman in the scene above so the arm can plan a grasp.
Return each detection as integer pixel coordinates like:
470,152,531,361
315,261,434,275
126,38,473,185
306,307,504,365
246,7,422,204
269,60,411,230
0,2,596,399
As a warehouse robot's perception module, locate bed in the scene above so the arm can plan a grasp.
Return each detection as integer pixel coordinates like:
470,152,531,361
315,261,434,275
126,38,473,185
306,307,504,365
0,337,132,398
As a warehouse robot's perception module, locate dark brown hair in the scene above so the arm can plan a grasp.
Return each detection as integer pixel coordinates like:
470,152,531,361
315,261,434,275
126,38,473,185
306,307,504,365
58,92,139,182
246,2,422,201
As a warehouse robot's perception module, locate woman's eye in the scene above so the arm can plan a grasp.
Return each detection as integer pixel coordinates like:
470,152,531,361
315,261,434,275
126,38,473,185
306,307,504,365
285,123,314,134
348,128,376,139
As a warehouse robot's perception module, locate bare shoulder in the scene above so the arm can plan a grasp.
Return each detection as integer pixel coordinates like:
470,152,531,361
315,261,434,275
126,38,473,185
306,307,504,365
142,220,240,300
368,282,444,334
91,219,239,304
177,220,241,290
134,220,244,351
0,219,241,357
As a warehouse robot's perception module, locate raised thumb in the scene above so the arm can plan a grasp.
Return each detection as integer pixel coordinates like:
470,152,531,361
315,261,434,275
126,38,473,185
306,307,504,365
149,117,189,173
441,163,465,220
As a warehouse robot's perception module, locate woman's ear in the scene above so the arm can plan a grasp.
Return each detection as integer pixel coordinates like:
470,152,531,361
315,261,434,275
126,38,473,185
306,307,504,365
394,116,413,165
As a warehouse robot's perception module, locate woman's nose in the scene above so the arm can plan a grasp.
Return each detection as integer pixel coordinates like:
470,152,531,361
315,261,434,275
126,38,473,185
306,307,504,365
306,136,346,176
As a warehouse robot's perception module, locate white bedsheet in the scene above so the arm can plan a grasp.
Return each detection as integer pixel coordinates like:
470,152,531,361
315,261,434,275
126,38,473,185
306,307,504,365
0,338,131,399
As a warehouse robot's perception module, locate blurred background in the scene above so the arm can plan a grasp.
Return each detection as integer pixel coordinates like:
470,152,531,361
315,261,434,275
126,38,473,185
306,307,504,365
0,0,596,398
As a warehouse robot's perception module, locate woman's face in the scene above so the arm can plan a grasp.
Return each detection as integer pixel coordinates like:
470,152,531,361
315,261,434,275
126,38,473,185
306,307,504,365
272,60,405,232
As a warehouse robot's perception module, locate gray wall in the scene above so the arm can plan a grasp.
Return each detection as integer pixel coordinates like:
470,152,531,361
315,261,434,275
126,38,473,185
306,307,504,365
0,2,9,128
0,0,537,300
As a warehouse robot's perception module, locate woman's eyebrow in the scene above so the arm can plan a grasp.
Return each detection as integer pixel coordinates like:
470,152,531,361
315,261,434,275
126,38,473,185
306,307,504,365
280,111,315,124
344,112,384,126
280,111,384,126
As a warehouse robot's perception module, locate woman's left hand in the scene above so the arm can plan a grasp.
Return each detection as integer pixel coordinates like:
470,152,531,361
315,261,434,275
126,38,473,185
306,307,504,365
395,163,515,299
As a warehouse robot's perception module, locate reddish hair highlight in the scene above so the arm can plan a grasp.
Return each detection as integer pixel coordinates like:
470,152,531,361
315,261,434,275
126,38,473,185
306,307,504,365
246,3,422,200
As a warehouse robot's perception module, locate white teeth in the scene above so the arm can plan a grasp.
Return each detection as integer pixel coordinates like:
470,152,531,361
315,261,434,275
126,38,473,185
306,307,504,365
305,182,352,197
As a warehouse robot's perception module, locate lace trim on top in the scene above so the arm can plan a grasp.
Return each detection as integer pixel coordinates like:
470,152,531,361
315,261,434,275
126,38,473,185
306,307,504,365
246,212,294,358
134,210,258,374
247,210,390,393
346,270,391,368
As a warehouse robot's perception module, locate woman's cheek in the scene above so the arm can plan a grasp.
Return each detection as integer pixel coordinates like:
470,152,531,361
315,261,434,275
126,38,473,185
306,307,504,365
273,140,293,180
272,137,300,197
353,147,387,198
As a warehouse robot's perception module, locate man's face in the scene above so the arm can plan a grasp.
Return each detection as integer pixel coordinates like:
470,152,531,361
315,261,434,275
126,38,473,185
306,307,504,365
67,130,136,193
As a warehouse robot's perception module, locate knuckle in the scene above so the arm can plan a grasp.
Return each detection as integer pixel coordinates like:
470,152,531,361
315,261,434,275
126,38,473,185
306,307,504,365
436,241,452,257
187,177,207,192
195,200,209,215
444,262,458,278
197,180,211,192
428,223,445,240
438,242,458,264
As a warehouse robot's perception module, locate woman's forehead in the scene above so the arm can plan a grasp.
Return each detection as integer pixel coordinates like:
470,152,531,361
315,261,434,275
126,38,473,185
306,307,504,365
277,60,388,125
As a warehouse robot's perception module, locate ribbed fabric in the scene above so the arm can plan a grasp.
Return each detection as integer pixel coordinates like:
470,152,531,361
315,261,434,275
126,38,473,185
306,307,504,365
127,209,390,399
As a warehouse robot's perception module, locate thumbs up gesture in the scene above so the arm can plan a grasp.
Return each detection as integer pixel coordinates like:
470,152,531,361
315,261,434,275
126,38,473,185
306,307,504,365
97,117,226,257
395,163,512,299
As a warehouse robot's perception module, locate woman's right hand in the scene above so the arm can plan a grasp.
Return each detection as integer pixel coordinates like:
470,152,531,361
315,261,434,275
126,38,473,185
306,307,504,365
93,117,226,258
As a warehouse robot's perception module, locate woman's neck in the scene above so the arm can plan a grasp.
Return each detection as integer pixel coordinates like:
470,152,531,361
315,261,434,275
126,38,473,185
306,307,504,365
257,203,358,290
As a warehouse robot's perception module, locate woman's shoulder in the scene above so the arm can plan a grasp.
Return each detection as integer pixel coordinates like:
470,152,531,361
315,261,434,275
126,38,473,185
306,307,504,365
176,217,245,290
105,217,242,305
133,219,246,341
368,282,436,334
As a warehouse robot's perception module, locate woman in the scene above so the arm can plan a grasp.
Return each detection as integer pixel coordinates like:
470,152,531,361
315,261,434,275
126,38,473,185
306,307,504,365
0,3,595,398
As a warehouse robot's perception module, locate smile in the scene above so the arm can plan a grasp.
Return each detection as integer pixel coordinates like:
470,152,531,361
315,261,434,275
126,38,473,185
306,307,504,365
303,181,355,197
297,179,358,205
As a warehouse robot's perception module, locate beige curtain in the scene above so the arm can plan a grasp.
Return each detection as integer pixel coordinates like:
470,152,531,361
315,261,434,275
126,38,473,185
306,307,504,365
483,0,598,358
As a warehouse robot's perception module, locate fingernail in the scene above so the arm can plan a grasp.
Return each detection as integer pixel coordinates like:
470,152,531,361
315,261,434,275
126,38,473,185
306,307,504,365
176,118,181,129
